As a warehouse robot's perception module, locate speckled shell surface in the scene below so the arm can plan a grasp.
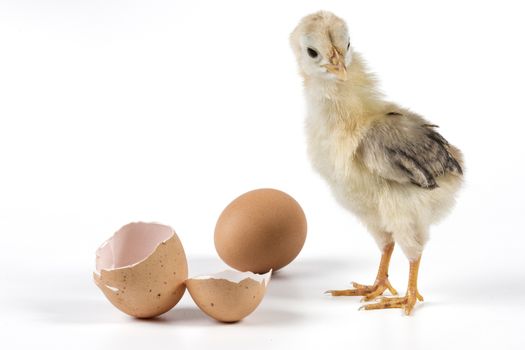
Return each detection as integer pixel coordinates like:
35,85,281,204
93,222,188,318
186,275,268,323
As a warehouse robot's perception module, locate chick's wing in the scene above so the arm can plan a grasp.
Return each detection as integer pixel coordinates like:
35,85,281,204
358,110,462,189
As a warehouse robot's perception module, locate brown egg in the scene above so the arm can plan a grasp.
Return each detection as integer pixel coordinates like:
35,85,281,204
186,270,271,322
93,222,188,318
214,188,307,273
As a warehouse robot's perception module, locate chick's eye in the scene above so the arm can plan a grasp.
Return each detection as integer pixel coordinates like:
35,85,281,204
307,47,318,58
347,42,350,50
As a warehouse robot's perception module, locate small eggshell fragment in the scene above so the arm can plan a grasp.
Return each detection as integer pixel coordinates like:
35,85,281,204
186,270,271,323
215,188,307,273
93,222,188,318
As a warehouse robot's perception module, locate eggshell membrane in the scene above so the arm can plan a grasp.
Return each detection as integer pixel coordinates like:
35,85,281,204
186,270,271,323
93,222,188,318
214,188,307,273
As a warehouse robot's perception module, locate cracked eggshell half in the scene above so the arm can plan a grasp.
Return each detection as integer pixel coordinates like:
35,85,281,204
186,269,271,323
93,222,188,318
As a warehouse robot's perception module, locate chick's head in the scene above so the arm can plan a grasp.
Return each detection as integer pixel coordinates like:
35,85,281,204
290,11,352,81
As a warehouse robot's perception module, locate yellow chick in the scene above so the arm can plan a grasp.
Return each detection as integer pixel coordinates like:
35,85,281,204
290,11,464,315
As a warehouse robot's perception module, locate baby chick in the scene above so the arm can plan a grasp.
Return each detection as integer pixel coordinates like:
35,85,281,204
290,11,463,315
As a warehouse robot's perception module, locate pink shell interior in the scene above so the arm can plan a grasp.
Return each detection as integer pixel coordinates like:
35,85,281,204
95,222,174,273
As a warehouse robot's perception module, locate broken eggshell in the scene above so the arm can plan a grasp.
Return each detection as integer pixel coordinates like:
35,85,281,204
93,222,188,318
186,269,271,323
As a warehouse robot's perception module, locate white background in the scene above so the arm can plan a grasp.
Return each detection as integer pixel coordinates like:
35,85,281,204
1,0,524,349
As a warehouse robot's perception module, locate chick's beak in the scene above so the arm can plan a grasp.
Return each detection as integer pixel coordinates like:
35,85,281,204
323,47,347,81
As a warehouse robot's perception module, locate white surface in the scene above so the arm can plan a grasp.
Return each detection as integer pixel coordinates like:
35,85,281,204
1,0,525,349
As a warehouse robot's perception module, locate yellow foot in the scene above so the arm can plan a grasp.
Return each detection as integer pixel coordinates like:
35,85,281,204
326,278,398,301
360,292,424,315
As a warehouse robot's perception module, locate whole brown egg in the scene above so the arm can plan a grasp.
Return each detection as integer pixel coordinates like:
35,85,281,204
214,188,307,273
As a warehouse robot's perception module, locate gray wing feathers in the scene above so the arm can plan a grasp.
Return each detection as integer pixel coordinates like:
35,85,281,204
359,111,463,189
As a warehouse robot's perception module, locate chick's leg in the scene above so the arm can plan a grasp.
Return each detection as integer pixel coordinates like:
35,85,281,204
361,256,424,315
327,242,398,300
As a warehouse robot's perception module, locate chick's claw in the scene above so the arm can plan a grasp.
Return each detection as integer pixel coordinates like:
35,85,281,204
326,278,398,300
360,294,420,315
